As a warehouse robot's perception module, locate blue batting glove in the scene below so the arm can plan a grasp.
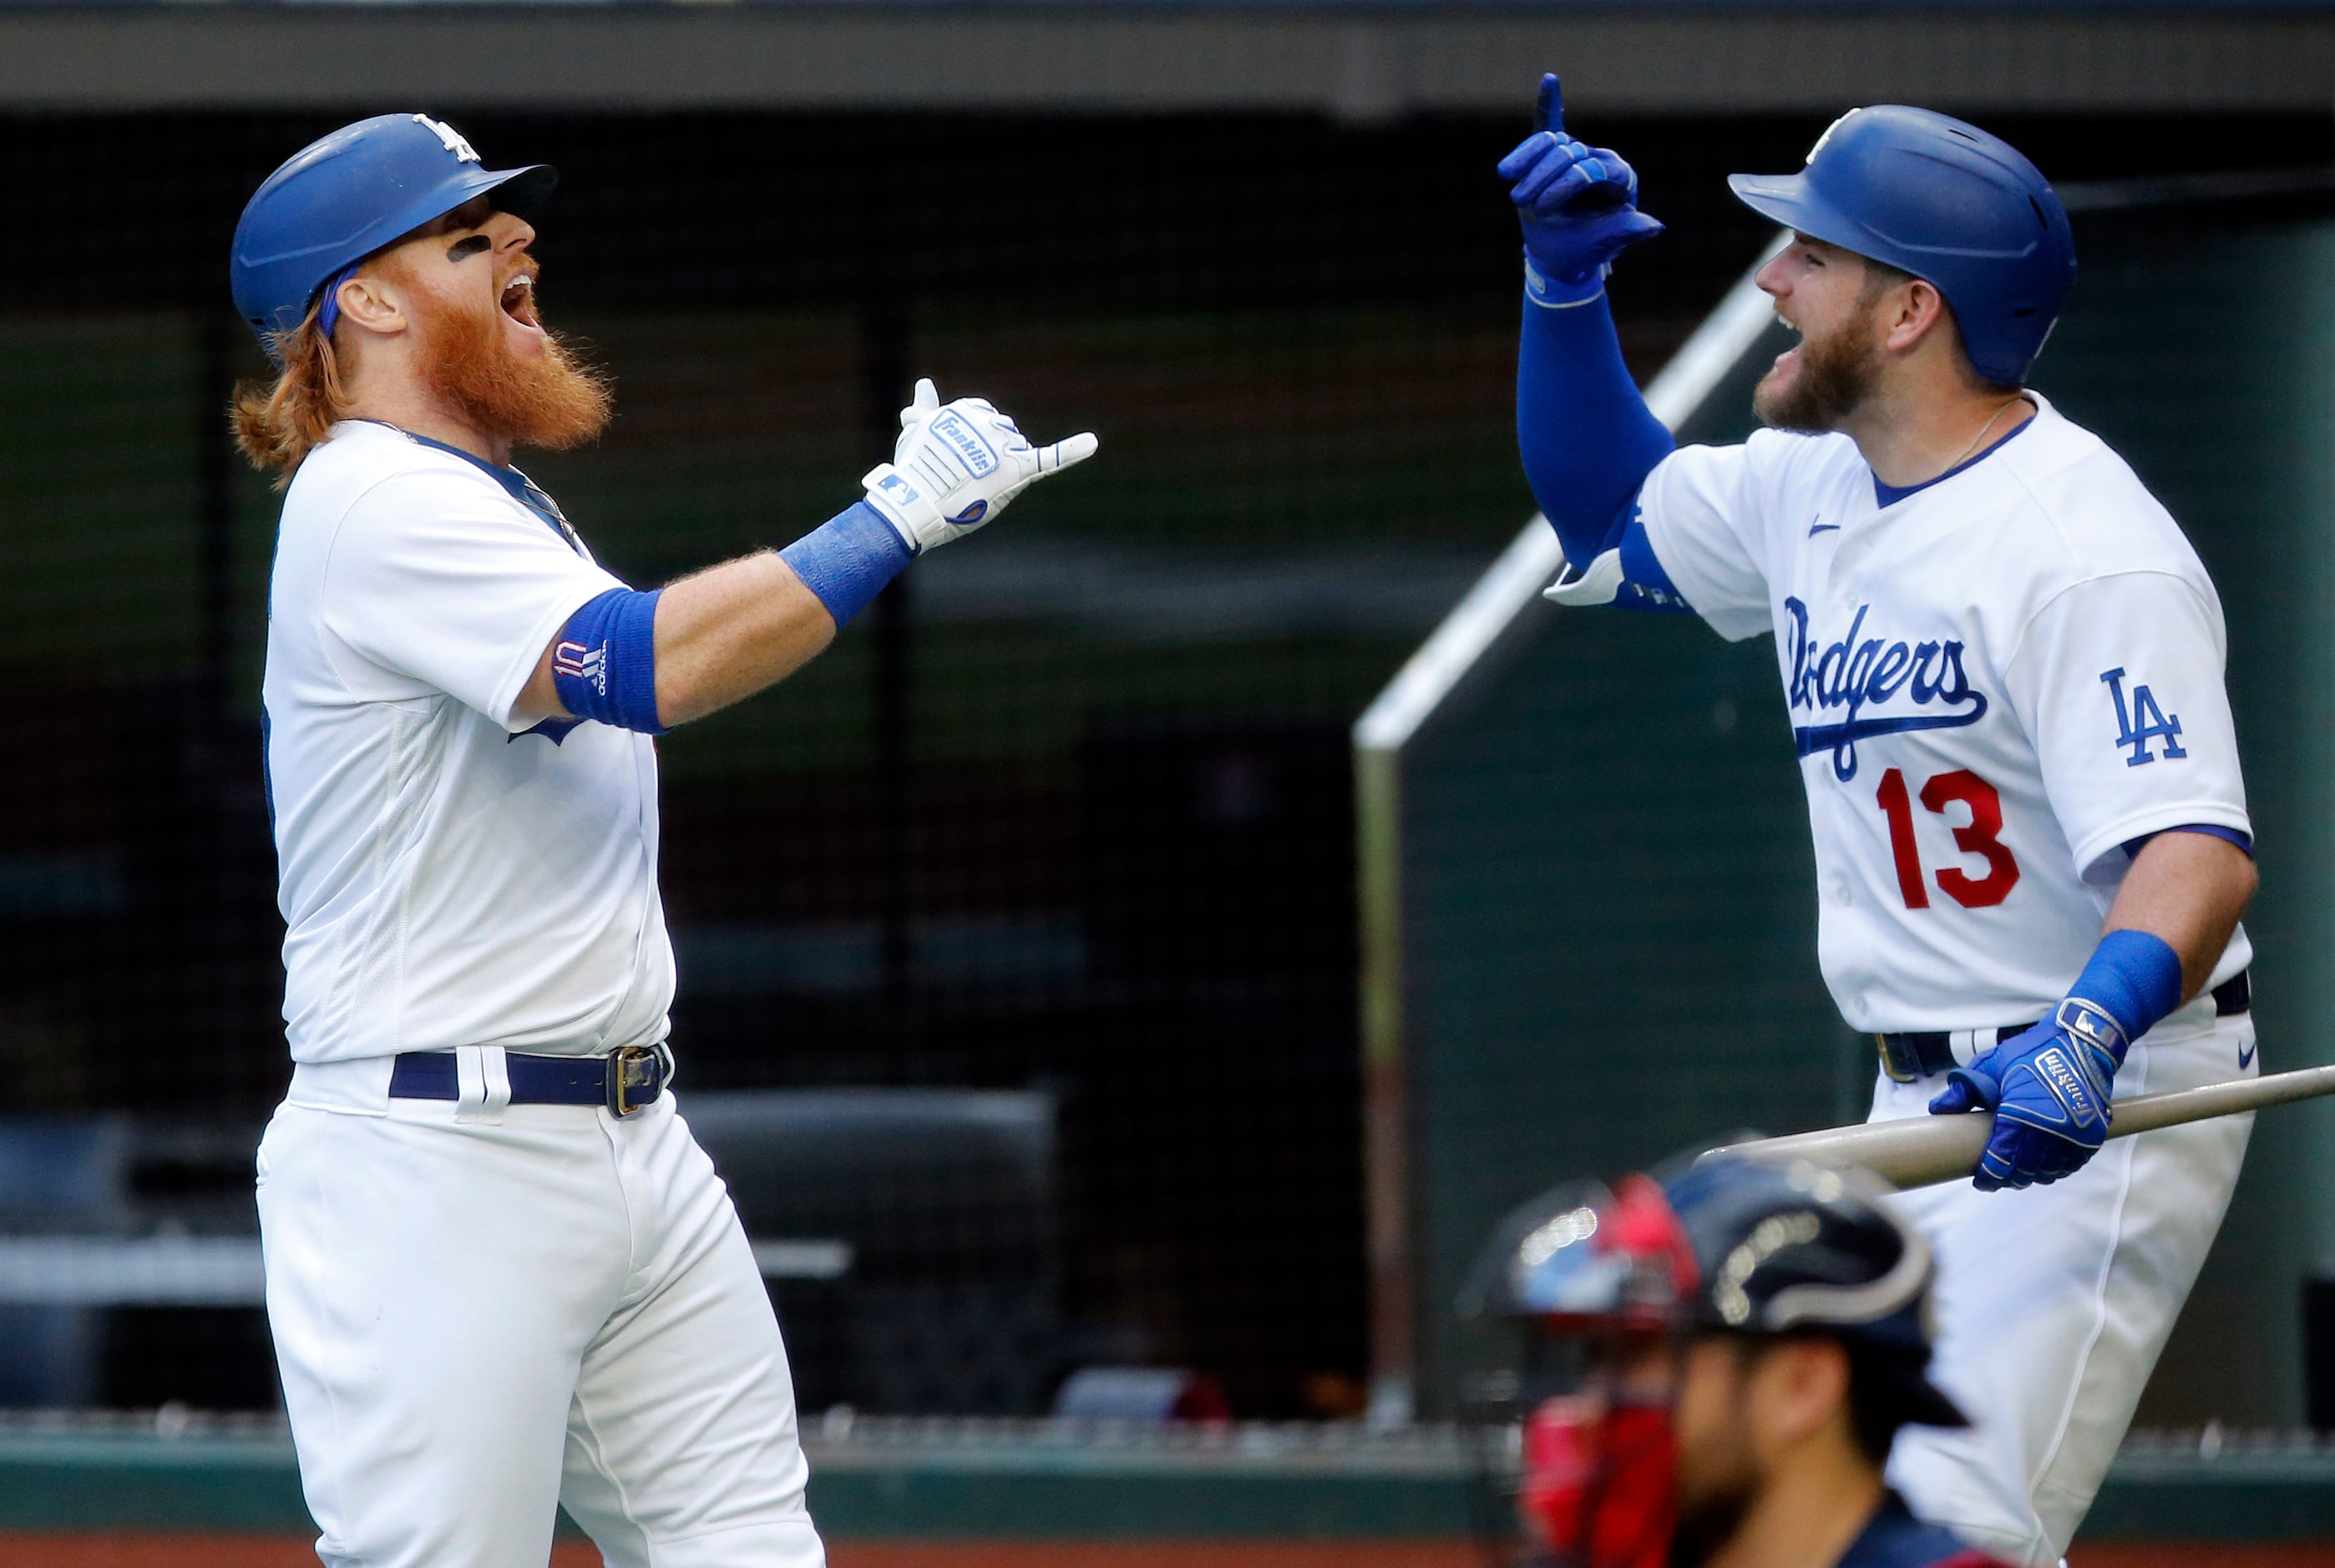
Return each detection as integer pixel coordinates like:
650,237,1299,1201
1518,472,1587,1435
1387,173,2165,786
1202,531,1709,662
1930,999,2129,1191
1496,73,1664,286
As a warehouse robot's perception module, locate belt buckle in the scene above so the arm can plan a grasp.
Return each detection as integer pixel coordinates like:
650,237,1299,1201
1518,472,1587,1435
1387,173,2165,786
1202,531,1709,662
607,1044,666,1119
1876,1034,1917,1085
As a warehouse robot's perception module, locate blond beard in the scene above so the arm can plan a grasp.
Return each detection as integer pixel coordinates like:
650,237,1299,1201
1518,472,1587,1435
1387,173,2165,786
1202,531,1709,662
420,294,612,453
1753,309,1882,435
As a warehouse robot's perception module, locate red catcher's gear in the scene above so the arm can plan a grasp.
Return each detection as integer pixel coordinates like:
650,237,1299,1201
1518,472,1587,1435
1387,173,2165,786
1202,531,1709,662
1469,1156,1969,1565
1519,1395,1678,1568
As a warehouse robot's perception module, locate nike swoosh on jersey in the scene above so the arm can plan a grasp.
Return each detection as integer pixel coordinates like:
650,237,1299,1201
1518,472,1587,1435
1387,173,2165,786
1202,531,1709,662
2240,1039,2257,1070
1808,522,1841,536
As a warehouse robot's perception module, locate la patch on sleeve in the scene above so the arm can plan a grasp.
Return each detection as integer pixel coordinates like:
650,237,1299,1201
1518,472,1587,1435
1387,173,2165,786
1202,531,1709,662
2099,667,2186,767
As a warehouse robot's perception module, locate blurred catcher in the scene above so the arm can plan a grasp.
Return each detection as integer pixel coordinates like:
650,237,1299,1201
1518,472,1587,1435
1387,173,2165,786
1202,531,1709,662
1464,1156,2008,1568
229,113,1094,1568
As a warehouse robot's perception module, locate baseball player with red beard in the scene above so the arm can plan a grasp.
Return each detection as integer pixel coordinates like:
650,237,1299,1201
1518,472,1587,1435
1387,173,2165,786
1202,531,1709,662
230,114,1094,1568
1499,78,2258,1564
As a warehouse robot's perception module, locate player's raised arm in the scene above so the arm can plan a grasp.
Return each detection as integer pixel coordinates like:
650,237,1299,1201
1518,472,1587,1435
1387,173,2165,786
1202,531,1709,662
516,378,1097,731
1499,73,1677,597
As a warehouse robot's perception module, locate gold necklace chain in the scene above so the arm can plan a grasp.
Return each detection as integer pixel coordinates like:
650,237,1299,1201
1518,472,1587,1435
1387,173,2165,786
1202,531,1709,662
1942,394,2029,475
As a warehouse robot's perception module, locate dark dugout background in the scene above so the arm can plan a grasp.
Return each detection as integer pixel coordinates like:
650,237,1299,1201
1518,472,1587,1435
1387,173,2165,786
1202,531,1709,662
0,108,2324,1418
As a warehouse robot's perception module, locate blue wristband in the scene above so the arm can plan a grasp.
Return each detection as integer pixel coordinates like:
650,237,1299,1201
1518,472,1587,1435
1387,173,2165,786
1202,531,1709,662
780,501,914,628
552,586,666,736
2068,928,2184,1055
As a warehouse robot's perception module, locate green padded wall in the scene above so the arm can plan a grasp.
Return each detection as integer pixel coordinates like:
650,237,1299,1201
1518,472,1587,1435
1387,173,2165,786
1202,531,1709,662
1385,202,2335,1425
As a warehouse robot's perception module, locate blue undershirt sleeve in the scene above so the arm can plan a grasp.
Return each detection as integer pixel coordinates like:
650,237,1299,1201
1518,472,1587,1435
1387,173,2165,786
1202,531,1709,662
1613,514,1691,614
1540,504,1693,615
2122,824,2253,860
1516,275,1677,574
552,586,666,736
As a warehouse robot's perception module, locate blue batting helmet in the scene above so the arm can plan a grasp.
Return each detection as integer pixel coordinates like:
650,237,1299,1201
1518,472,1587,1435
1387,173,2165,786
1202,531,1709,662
1728,106,2076,387
230,113,556,360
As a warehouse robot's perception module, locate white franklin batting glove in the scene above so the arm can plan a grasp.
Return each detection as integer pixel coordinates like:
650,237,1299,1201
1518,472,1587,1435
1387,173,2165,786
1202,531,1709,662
861,378,1098,554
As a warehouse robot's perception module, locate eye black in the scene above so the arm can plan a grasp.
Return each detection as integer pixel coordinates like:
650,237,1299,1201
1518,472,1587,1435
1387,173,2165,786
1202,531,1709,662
447,235,492,264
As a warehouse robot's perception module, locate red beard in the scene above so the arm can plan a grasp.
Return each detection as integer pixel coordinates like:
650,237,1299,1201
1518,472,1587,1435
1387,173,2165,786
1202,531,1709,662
419,285,612,453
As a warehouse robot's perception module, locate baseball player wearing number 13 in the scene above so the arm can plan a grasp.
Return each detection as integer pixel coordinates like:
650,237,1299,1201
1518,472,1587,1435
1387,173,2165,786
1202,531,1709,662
1502,80,2259,1564
227,115,1094,1568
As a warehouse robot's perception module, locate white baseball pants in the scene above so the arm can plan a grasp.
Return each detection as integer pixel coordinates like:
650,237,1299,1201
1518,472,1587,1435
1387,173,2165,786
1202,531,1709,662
1874,999,2255,1565
257,1064,825,1568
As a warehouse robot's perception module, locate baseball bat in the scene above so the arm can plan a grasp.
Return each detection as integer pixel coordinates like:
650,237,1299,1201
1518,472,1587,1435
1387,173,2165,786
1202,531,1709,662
1703,1063,2335,1191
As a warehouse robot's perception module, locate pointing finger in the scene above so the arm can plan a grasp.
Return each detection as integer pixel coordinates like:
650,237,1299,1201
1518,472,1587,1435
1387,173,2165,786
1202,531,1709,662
1535,71,1565,137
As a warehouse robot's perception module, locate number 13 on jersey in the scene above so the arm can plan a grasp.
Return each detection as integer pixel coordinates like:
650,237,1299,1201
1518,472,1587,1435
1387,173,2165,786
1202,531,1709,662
1875,767,2022,910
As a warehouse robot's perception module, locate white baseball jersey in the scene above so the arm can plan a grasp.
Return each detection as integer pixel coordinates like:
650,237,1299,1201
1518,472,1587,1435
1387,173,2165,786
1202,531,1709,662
1632,393,2251,1033
262,419,676,1064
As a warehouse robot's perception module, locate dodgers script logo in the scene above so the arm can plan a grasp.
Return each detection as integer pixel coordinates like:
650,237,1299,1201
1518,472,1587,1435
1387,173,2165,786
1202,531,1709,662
1785,598,1988,781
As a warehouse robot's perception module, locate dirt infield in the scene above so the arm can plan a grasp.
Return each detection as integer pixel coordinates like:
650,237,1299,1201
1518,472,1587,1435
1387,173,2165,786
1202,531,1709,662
8,1536,2332,1566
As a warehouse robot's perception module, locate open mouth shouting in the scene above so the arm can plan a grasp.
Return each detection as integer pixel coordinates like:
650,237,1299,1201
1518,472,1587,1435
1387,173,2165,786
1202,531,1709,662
500,271,542,333
1771,309,1803,377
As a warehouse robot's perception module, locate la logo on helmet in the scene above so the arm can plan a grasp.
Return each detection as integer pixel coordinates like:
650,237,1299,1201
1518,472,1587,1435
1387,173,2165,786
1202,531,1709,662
413,114,480,165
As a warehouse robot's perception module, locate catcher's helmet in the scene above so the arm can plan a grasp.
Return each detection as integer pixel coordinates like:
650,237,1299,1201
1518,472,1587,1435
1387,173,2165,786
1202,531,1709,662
1728,106,2076,387
230,113,556,360
1466,1155,1965,1429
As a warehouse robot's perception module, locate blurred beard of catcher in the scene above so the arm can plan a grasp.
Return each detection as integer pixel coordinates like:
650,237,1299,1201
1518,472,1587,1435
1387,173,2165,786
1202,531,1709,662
231,258,613,486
